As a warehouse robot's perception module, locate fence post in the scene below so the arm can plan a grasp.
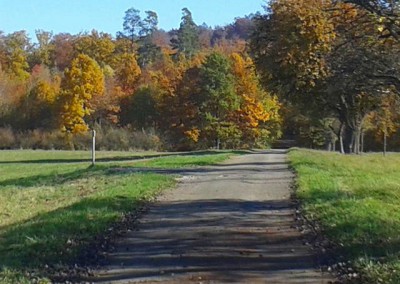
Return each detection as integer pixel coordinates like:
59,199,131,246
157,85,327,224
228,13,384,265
92,129,96,166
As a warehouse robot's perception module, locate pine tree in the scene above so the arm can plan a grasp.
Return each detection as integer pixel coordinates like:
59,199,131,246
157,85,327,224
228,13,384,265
171,8,200,59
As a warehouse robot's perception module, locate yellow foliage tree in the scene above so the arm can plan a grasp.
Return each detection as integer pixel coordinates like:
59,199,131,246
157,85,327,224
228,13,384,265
365,92,399,153
114,53,141,94
251,0,336,91
150,51,206,148
60,54,105,133
230,53,282,147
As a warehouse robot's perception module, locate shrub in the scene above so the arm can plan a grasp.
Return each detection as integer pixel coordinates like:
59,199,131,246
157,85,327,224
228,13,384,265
0,127,16,149
0,126,162,151
17,130,43,149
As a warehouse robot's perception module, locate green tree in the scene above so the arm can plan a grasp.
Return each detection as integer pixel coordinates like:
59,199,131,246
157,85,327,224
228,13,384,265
120,86,157,129
171,8,200,59
198,52,239,149
74,30,115,67
122,8,141,51
30,30,54,67
4,31,31,81
137,11,162,67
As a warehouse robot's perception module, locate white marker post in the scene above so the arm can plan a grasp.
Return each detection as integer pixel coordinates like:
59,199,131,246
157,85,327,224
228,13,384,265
92,129,96,166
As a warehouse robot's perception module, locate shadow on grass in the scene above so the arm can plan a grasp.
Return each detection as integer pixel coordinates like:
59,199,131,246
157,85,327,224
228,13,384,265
0,165,109,188
0,151,288,190
0,163,287,191
298,186,400,267
0,195,144,269
301,183,400,258
0,150,253,165
0,149,295,281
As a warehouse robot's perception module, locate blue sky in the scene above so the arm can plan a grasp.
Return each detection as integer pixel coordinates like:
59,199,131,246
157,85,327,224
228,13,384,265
0,0,266,39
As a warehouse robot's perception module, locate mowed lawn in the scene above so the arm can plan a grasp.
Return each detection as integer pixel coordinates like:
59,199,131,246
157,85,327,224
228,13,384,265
289,149,400,283
0,150,231,283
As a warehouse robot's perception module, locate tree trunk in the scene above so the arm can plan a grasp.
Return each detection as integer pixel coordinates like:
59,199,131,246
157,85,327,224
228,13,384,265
339,124,345,154
361,130,364,153
326,142,332,151
343,120,365,155
343,126,354,154
354,126,361,155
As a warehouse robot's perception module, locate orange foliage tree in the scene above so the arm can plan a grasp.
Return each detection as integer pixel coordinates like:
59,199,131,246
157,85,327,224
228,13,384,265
230,53,281,147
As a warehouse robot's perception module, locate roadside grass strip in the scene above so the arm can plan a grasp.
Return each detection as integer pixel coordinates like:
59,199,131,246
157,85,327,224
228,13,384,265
289,149,400,283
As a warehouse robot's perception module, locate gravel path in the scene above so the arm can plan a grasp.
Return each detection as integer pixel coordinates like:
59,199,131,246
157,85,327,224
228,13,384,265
89,150,334,283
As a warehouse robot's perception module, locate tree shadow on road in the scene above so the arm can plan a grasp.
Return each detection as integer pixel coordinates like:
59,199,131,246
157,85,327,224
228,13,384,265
81,198,333,283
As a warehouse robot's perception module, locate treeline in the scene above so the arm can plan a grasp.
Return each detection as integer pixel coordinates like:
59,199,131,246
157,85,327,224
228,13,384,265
0,8,281,150
3,1,398,153
251,0,400,153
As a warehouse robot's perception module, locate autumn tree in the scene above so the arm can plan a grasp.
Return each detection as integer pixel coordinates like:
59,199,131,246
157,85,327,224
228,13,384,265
366,92,400,154
17,65,60,130
251,0,335,94
148,51,198,148
30,30,54,67
251,0,399,153
230,53,281,147
0,67,27,127
347,0,400,41
162,63,203,149
52,33,75,71
59,54,104,133
325,2,399,153
74,30,115,67
3,31,31,81
114,53,141,94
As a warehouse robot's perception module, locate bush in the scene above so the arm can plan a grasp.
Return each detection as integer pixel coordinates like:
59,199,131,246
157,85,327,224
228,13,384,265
0,127,16,149
72,132,92,150
93,125,161,151
97,127,131,151
17,130,45,149
0,126,162,151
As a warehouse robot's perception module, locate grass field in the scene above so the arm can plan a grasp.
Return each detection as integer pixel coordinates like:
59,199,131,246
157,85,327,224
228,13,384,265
289,149,400,283
0,150,232,283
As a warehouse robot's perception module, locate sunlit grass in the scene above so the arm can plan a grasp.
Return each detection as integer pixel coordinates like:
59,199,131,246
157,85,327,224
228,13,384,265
289,149,400,283
0,150,232,283
133,153,232,168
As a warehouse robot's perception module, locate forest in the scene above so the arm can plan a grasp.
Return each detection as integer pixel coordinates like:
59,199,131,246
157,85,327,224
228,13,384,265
0,0,399,153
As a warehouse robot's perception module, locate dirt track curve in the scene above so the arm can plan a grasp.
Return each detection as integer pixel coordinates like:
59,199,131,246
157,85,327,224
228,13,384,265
89,150,334,283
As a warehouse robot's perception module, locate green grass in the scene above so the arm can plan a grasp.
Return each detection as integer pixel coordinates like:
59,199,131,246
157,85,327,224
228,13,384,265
133,152,231,168
0,150,232,283
289,149,400,283
0,149,159,163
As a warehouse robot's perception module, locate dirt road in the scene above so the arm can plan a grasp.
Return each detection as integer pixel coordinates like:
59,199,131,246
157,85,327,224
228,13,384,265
90,150,334,283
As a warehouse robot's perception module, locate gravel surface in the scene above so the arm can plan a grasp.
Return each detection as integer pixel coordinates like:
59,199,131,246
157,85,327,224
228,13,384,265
87,150,335,283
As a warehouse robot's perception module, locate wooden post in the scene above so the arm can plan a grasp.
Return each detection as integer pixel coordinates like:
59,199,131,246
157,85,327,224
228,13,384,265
92,130,96,166
383,131,387,157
